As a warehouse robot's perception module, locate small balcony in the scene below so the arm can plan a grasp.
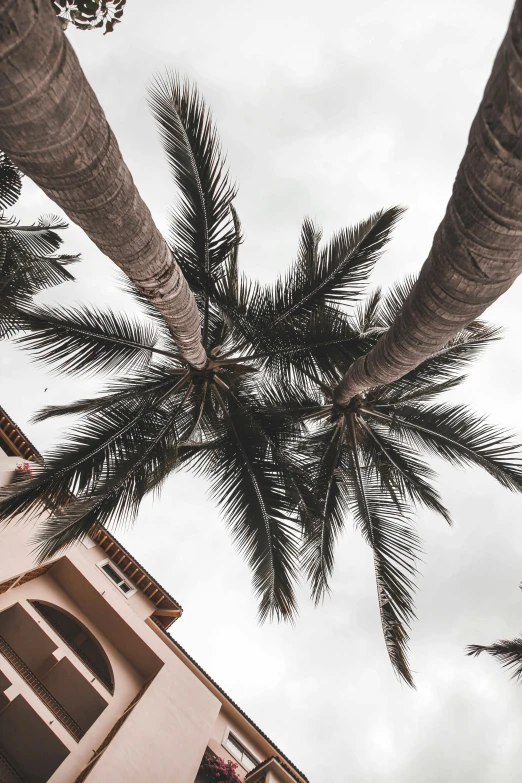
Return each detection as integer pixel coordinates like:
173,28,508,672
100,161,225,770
0,604,108,742
0,694,70,783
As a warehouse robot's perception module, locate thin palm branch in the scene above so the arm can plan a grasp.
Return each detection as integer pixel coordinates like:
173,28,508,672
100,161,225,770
467,639,522,681
348,414,419,687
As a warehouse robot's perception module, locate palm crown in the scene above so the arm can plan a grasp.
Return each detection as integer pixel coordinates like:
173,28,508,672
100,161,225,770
2,77,522,687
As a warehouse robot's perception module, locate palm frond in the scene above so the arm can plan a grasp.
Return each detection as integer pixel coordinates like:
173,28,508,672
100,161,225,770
467,639,522,681
207,385,301,622
373,321,501,402
0,214,69,257
33,371,188,422
269,207,404,323
148,72,237,299
372,275,415,328
301,421,347,602
365,404,522,492
0,380,190,524
252,307,369,389
352,287,382,334
346,416,420,687
0,231,77,339
297,217,322,275
15,304,170,376
0,152,22,210
33,392,193,561
360,419,451,523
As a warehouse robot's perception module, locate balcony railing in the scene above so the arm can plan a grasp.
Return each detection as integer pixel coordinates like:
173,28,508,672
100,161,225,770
0,749,26,783
30,601,113,693
0,634,84,742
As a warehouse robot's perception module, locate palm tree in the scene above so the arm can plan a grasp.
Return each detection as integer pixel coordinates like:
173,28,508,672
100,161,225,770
0,152,77,337
334,0,522,406
0,77,310,624
0,75,405,625
0,0,205,367
3,78,522,686
224,257,522,686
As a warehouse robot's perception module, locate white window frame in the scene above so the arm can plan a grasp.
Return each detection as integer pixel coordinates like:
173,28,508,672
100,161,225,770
222,726,259,773
97,559,136,598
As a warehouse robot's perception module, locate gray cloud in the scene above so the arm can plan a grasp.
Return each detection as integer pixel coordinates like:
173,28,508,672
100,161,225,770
2,0,522,780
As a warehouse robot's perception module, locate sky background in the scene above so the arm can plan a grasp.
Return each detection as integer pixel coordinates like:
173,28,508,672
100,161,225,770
2,0,522,780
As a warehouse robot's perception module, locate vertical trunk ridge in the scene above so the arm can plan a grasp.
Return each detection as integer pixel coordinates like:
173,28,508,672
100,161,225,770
335,0,522,404
0,0,206,368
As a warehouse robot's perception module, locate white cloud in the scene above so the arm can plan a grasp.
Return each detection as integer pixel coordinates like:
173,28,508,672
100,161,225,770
1,1,521,780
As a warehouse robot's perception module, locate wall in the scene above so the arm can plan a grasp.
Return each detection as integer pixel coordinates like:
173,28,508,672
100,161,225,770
0,520,222,783
208,706,272,780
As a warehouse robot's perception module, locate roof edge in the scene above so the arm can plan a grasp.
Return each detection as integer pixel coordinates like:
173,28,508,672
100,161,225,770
0,405,42,461
147,621,309,783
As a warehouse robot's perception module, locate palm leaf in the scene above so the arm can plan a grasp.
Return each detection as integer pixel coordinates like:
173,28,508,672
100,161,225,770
372,321,501,402
33,391,193,560
467,639,522,681
207,384,301,622
346,415,420,687
269,207,404,323
0,214,70,257
15,304,172,376
365,404,522,492
0,152,22,210
0,380,190,524
33,371,189,422
359,419,451,523
301,421,348,602
148,73,237,299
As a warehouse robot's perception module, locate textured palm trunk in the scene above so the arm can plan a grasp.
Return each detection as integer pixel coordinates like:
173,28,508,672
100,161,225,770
0,0,206,368
335,0,522,405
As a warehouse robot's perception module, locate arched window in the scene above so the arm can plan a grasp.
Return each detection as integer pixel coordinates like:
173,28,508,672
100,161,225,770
30,601,114,694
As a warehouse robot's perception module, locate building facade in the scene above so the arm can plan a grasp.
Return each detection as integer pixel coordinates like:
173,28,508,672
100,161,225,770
0,406,308,783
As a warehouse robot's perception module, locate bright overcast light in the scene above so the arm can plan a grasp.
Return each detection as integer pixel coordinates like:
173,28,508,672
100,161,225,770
2,1,522,780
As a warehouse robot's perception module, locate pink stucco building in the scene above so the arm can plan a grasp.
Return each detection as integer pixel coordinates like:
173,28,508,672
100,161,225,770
0,406,309,783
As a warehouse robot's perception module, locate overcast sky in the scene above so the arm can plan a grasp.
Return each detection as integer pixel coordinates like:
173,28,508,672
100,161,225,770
3,0,522,780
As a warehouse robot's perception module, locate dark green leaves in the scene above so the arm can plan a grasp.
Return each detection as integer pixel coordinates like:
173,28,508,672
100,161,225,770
346,439,420,688
300,412,422,686
148,74,238,299
207,385,301,621
5,70,522,687
15,305,169,376
0,152,21,210
467,638,522,681
366,404,522,492
0,173,76,339
269,207,405,322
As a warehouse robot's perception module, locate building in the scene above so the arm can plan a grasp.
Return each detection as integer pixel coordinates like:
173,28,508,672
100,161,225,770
0,406,309,783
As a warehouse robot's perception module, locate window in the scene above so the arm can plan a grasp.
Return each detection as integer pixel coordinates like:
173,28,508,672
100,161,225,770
98,560,136,597
224,731,258,772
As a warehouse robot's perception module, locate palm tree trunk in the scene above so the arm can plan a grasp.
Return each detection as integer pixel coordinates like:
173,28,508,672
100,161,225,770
335,0,522,405
0,0,206,369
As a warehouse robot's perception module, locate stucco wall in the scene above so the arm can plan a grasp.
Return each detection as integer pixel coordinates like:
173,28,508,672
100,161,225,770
0,576,147,783
208,707,267,780
0,477,303,783
85,661,221,783
0,521,222,783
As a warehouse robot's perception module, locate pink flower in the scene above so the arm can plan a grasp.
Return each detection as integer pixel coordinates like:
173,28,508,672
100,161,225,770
15,461,33,476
